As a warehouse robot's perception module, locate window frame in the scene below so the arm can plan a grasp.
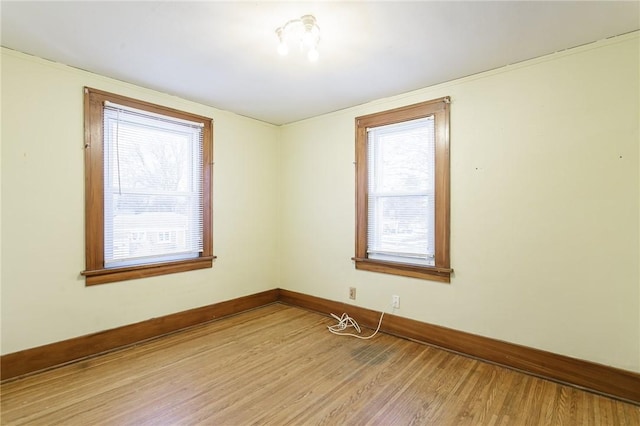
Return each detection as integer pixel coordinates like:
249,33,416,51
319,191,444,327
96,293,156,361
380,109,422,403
354,97,452,283
82,87,214,286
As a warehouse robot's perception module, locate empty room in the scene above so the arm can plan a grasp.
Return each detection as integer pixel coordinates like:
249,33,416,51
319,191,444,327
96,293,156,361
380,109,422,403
1,1,639,424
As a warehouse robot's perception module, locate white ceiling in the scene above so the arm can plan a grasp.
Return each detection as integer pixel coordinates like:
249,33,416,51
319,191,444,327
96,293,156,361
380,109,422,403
2,1,638,125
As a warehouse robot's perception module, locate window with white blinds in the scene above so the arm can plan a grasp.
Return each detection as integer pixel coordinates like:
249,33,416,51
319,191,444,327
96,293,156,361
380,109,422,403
83,87,213,285
354,97,451,282
367,117,435,266
103,102,204,268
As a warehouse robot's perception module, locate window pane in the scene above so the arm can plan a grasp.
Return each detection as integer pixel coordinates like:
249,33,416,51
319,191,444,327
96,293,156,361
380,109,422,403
103,105,203,267
369,117,434,194
369,195,432,258
108,121,193,193
367,117,435,265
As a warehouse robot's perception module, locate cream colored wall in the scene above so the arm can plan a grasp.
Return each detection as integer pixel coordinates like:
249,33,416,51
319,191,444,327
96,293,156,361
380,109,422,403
0,49,280,354
280,33,640,372
2,33,639,373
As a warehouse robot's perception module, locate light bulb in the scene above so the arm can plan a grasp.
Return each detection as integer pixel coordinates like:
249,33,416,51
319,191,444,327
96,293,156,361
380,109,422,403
307,47,319,62
302,30,316,48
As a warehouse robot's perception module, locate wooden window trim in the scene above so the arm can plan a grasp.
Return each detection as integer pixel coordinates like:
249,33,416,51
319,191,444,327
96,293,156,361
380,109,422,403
354,97,452,283
81,87,214,286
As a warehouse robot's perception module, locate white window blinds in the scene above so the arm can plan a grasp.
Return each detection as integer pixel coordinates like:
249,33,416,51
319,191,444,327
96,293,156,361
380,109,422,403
367,116,435,266
103,102,204,268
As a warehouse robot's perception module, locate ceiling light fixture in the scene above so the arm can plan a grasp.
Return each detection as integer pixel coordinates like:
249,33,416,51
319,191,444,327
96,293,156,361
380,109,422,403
275,14,320,62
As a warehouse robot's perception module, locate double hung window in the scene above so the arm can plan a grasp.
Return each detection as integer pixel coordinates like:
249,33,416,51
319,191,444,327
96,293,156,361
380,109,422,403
354,98,451,282
83,88,214,285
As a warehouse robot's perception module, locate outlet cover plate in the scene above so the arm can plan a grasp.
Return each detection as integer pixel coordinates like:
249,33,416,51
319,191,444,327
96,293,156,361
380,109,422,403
349,287,356,300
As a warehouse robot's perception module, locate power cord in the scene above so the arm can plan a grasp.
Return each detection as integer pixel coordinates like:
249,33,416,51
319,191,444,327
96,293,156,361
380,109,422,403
327,311,385,340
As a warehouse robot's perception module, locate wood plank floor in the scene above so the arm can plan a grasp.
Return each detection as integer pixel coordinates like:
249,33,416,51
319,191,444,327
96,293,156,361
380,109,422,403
1,304,639,425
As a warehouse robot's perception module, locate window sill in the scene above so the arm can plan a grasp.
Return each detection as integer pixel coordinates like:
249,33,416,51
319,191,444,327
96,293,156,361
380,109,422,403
352,257,452,283
82,256,216,286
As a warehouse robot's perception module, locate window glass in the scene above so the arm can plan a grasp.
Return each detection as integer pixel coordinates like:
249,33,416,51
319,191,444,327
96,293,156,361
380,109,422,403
103,104,204,268
367,117,435,266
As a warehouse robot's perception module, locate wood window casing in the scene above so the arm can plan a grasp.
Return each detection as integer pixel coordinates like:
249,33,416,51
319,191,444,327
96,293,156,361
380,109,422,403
82,87,214,285
354,97,452,282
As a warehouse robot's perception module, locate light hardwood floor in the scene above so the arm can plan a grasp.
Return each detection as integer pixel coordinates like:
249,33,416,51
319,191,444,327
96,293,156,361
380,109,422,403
1,304,639,425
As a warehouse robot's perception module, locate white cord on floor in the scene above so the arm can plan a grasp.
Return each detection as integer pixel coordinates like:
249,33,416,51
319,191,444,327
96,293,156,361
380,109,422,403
327,311,385,340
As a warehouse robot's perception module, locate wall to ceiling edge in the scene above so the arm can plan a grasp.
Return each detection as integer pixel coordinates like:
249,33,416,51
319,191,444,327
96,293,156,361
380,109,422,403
279,32,640,372
0,47,282,355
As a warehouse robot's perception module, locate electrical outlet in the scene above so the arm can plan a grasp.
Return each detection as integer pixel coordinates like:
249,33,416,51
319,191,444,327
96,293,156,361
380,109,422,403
392,295,400,309
349,287,357,300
